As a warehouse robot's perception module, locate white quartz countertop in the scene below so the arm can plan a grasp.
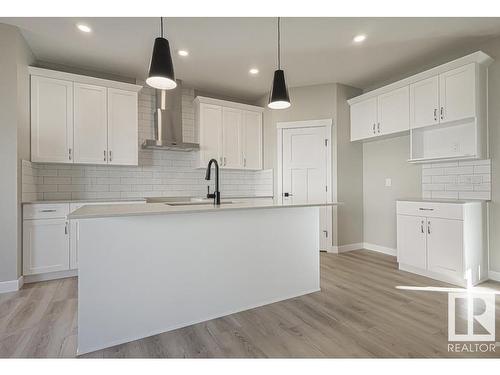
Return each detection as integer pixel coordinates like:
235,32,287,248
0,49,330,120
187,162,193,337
68,200,340,220
397,198,488,204
22,198,147,205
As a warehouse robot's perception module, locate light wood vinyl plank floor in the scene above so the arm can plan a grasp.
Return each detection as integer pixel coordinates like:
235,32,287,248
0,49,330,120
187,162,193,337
1,250,499,358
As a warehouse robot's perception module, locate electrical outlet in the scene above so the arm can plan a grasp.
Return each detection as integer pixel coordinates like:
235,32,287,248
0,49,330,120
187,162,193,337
385,178,392,187
452,142,460,153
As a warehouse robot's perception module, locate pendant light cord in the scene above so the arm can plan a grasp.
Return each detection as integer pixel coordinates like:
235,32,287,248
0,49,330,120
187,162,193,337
277,17,281,69
160,17,164,38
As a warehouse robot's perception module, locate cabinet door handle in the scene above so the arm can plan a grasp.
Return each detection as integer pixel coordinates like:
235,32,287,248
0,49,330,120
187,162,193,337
219,156,222,165
104,150,107,161
440,107,444,120
65,222,68,235
377,122,380,133
427,221,431,234
373,123,376,134
434,108,437,121
243,157,246,167
223,156,227,166
419,208,434,211
68,148,72,161
421,220,424,234
109,150,112,162
323,230,328,238
40,209,56,213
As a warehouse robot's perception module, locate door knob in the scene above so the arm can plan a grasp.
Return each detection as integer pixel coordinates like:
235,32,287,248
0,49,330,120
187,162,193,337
283,192,293,197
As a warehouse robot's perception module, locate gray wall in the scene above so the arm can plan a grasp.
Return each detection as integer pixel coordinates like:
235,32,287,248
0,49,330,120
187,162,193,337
260,83,364,247
0,24,34,282
336,84,363,246
362,136,421,249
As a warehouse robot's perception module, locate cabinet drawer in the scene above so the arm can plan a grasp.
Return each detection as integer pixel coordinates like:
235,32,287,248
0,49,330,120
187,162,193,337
396,201,463,220
24,203,70,220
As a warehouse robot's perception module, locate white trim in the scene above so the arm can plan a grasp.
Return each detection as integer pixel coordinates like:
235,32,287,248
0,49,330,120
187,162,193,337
363,242,397,256
28,66,143,92
338,243,364,253
347,51,493,105
276,119,335,251
23,269,77,284
489,270,500,282
0,276,24,294
276,118,332,129
193,96,264,112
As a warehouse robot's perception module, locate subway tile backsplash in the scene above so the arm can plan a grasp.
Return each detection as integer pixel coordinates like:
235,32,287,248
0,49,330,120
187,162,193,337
22,85,273,202
422,159,491,200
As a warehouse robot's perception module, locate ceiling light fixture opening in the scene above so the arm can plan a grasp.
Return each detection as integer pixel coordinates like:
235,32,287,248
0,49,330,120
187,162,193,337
178,50,189,57
249,68,259,75
353,34,366,43
76,24,92,33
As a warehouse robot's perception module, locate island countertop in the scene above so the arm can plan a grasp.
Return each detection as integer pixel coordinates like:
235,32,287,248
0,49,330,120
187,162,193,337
68,200,340,220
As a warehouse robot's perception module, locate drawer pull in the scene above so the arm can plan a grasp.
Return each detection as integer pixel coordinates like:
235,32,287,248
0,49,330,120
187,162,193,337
40,209,56,213
419,208,434,211
421,220,424,234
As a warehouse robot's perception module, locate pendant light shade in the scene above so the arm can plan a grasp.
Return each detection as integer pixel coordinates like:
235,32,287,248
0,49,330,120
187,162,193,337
146,18,177,90
268,69,290,109
268,17,290,109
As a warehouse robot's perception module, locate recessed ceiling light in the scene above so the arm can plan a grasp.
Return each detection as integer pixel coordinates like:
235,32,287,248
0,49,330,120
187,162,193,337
353,34,366,43
249,68,259,75
178,50,189,57
76,23,92,33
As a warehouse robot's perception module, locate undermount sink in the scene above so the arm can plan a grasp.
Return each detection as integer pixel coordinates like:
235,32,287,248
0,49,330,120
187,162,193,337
165,200,234,206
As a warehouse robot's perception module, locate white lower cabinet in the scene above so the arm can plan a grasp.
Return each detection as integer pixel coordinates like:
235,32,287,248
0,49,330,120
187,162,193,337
23,200,144,280
396,200,487,286
23,218,69,275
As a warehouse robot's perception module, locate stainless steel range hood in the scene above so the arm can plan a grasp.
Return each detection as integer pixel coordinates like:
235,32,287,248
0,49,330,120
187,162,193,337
142,80,199,151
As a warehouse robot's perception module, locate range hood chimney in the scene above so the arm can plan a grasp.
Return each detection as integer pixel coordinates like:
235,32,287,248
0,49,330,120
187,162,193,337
142,80,199,151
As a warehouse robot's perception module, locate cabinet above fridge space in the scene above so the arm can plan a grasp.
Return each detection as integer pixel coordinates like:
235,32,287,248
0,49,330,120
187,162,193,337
29,67,142,166
348,51,493,164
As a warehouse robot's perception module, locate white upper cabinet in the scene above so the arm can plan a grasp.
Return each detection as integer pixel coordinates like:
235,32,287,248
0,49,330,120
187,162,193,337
349,52,492,163
350,87,408,141
409,76,440,129
31,76,74,163
350,97,377,141
242,110,263,170
439,63,476,123
377,86,409,136
195,97,263,170
107,88,138,165
73,83,108,164
29,67,142,165
198,103,223,165
222,107,243,168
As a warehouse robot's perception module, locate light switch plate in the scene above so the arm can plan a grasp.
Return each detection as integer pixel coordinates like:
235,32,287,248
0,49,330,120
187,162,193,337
385,178,392,187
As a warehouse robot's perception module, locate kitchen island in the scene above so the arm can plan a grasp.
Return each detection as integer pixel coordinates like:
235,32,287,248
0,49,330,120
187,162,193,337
69,200,339,355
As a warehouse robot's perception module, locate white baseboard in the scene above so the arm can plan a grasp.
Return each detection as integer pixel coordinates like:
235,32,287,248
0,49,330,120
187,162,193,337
489,270,500,282
24,269,77,284
335,242,397,257
363,242,397,256
0,276,24,294
338,242,364,253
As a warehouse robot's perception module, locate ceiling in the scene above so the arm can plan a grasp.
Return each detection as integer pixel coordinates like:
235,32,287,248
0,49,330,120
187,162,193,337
2,17,500,101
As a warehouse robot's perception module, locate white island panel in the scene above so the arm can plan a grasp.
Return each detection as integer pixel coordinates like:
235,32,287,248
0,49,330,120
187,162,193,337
77,206,320,354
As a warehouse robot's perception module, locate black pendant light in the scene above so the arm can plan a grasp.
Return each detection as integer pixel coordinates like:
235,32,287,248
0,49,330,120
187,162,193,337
146,17,177,90
268,17,291,109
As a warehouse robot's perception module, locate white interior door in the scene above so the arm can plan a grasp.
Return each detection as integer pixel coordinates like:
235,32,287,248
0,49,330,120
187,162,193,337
282,126,329,250
73,83,108,164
